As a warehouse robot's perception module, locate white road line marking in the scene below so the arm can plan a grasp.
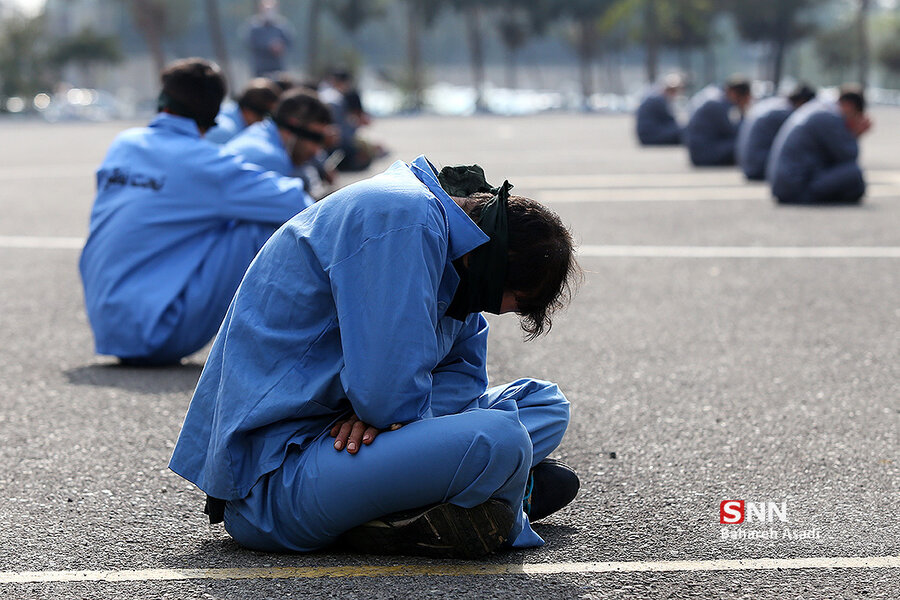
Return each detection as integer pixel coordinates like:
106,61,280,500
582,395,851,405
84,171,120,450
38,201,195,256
539,184,899,203
578,245,900,258
0,556,897,584
512,170,900,190
0,235,84,249
3,237,900,258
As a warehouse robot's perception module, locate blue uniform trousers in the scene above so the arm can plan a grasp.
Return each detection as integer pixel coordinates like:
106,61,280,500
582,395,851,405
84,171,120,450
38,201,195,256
223,378,569,552
776,163,866,205
127,222,274,364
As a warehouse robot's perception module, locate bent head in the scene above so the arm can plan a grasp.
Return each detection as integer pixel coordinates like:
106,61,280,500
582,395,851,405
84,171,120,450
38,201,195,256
462,193,581,340
787,84,816,109
238,78,282,125
724,77,752,112
838,85,866,128
159,58,227,134
273,89,334,166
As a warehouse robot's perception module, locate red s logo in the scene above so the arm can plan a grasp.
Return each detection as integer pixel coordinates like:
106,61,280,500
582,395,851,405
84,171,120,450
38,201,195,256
720,500,745,524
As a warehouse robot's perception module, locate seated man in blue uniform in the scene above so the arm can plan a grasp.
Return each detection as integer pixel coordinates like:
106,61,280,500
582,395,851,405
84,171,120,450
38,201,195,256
169,159,582,558
224,88,334,177
736,84,816,180
767,86,872,205
80,58,315,366
635,73,684,146
204,77,282,145
685,77,752,166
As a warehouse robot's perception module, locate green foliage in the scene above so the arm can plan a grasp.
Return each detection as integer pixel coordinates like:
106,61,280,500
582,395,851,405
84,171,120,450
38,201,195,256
654,0,718,49
723,0,825,45
48,28,123,69
815,20,858,76
0,13,51,97
878,26,900,74
324,0,389,34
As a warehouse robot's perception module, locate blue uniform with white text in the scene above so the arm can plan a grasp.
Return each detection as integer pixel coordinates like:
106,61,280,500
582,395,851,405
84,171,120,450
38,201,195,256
79,113,312,362
685,90,741,166
736,96,793,181
767,102,865,204
169,156,569,552
636,92,682,146
205,101,247,145
224,119,293,176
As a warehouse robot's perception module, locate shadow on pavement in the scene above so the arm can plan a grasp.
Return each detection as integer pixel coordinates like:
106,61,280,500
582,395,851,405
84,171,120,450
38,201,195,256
63,362,203,393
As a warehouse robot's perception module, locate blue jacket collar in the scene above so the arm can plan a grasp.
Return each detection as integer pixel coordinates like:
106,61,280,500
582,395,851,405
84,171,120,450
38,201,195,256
149,112,202,138
409,155,489,261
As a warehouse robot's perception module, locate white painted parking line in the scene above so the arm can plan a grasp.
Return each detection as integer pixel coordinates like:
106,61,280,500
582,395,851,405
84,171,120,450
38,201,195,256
4,237,900,258
0,556,897,584
539,183,899,203
578,245,900,258
513,170,900,190
0,235,84,249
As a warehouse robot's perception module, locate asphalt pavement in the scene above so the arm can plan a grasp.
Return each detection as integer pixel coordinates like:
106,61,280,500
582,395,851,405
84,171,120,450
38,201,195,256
0,109,897,599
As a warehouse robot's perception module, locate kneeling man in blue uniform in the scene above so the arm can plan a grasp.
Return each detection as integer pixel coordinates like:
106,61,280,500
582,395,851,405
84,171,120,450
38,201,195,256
685,77,752,166
80,58,318,365
767,86,872,205
224,88,334,177
736,84,816,181
635,74,684,146
170,158,582,558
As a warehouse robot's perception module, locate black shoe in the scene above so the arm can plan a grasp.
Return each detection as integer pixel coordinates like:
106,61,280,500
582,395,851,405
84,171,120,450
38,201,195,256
523,458,579,522
339,499,514,559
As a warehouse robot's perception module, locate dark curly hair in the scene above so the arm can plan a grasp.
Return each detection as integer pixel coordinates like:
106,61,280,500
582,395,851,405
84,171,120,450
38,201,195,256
465,193,581,340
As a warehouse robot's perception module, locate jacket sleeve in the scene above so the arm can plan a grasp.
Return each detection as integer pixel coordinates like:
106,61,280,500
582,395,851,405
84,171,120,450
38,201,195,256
214,153,313,225
429,313,490,417
329,225,445,429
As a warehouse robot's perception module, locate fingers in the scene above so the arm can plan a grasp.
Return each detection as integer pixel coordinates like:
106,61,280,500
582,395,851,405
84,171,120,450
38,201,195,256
345,420,368,454
361,425,379,445
332,416,358,451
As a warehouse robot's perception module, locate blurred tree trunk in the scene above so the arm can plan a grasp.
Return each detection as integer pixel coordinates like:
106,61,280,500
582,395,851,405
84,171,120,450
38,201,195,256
577,19,596,108
463,5,485,111
644,0,659,83
203,0,231,83
405,0,424,110
307,0,323,77
857,0,870,88
130,0,167,75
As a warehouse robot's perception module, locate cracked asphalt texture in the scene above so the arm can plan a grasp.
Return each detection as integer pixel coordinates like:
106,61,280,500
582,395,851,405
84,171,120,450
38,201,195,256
0,110,898,599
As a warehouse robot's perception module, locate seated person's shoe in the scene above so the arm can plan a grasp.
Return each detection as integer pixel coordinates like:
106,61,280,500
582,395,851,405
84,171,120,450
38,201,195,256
339,499,514,559
523,458,579,522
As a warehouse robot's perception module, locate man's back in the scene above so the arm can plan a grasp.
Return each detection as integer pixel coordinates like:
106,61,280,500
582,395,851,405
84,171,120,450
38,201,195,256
767,102,859,199
685,90,739,166
636,92,681,146
737,96,793,180
224,119,293,176
80,113,307,359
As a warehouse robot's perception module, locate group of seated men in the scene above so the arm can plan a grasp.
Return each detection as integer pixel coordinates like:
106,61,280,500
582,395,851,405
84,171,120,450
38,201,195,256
635,74,872,205
79,57,583,559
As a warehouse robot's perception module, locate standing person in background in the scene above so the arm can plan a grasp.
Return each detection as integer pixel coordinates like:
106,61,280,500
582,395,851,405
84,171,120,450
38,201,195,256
736,84,816,181
635,73,684,146
244,0,294,78
205,78,282,145
685,77,753,167
79,58,312,366
767,86,872,205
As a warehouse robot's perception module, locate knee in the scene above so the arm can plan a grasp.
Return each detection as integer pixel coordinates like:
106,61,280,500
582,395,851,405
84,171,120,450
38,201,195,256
512,378,570,424
470,410,532,465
